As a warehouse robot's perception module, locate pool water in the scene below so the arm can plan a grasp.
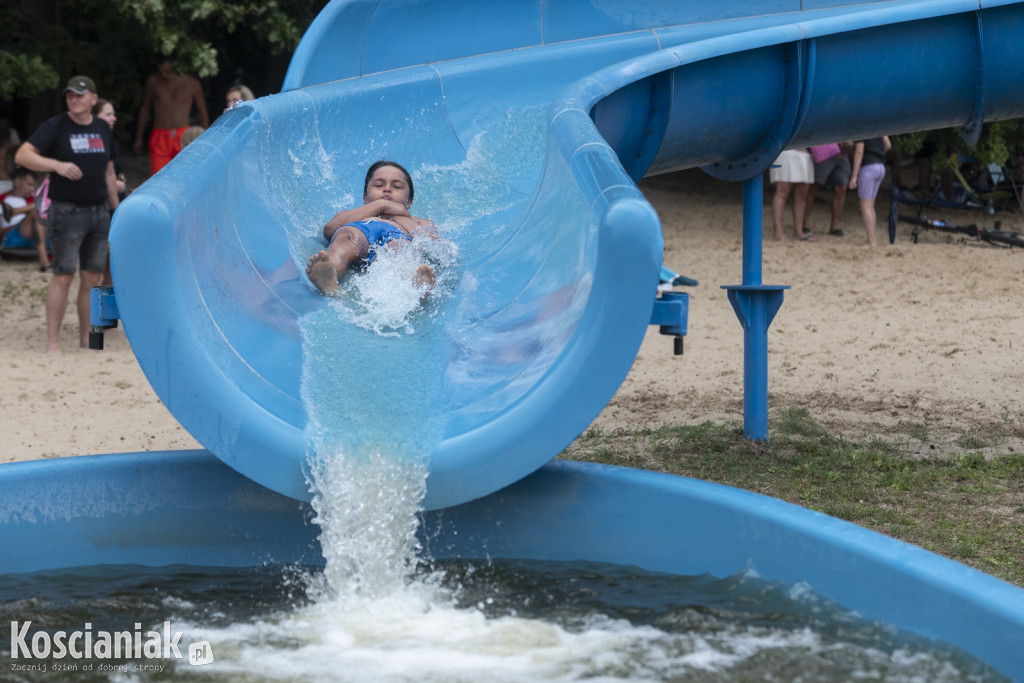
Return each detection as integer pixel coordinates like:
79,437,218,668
0,559,1006,682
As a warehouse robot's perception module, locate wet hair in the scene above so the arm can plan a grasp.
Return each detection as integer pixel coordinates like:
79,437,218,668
92,98,112,116
363,160,414,203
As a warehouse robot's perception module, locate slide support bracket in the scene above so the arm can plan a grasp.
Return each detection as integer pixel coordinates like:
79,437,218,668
722,174,789,441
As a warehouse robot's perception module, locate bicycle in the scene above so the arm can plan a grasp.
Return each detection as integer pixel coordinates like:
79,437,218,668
888,198,1024,248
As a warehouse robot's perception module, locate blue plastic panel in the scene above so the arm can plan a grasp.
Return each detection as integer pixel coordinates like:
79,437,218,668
0,452,318,572
543,0,800,42
979,2,1024,121
360,0,542,74
282,0,378,86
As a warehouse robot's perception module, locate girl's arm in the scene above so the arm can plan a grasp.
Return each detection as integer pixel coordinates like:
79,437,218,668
408,216,440,239
882,136,892,152
323,199,409,240
848,142,865,189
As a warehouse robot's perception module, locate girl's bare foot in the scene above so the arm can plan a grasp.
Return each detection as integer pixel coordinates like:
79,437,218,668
413,264,435,298
306,250,340,295
413,264,435,286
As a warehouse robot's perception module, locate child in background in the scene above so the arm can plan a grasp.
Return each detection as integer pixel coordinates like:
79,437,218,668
1,168,49,271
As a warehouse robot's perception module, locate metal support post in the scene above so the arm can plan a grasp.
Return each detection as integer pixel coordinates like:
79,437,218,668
721,174,788,441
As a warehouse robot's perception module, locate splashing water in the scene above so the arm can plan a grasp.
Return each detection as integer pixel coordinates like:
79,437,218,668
297,228,453,603
5,561,1002,682
331,232,460,337
305,449,427,601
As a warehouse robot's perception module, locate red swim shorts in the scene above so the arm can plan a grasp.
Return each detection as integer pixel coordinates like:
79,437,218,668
148,127,189,176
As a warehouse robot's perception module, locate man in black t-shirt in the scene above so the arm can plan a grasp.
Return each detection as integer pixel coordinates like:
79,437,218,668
15,75,120,355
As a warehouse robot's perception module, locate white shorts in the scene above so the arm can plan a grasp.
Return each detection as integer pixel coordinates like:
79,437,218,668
769,149,814,184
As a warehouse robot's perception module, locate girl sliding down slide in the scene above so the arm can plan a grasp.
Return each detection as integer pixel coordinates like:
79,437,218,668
306,160,438,296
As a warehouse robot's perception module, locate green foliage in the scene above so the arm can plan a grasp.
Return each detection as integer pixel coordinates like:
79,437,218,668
893,119,1024,170
1,0,324,129
116,0,316,78
0,52,60,100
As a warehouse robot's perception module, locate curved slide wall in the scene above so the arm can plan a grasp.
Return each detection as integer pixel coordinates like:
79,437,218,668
109,0,1024,509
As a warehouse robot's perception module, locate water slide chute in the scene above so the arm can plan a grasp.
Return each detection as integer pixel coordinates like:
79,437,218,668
109,1,1024,511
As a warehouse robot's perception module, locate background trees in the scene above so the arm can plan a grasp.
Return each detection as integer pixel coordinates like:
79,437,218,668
894,122,1024,176
3,2,1022,183
1,0,326,146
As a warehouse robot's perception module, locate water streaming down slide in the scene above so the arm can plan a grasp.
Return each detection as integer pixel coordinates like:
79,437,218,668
109,0,1024,511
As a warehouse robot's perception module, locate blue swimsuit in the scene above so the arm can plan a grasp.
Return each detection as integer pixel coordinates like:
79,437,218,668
334,219,411,263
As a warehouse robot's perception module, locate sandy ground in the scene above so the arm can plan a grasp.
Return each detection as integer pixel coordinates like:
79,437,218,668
2,167,1022,465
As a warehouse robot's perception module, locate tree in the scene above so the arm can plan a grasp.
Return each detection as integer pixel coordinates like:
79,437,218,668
893,120,1024,173
0,53,59,101
116,0,322,79
1,0,326,135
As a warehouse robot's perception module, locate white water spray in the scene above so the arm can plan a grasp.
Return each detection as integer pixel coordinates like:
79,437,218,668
306,448,428,601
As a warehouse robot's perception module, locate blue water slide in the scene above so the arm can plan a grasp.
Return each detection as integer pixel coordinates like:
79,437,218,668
108,0,1024,509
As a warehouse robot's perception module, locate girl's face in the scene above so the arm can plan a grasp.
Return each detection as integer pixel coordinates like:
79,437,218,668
97,103,116,128
364,165,411,207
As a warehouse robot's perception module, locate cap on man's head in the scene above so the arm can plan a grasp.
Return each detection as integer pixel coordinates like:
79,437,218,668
64,76,96,95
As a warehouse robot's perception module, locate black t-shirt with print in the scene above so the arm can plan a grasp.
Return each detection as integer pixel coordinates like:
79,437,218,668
27,113,113,205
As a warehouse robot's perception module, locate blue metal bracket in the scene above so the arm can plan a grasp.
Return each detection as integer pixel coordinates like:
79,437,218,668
650,290,688,356
723,285,787,332
88,286,119,350
722,284,788,442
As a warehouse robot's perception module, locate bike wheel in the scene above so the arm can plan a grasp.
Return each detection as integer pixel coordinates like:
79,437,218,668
982,231,1024,248
888,188,900,244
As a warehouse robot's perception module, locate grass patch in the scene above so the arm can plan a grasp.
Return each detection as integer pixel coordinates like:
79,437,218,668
562,408,1024,587
1,281,46,304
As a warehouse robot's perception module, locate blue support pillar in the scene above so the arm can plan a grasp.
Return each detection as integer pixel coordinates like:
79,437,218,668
721,175,789,442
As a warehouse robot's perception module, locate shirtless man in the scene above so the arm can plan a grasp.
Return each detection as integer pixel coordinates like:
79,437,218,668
133,57,210,176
